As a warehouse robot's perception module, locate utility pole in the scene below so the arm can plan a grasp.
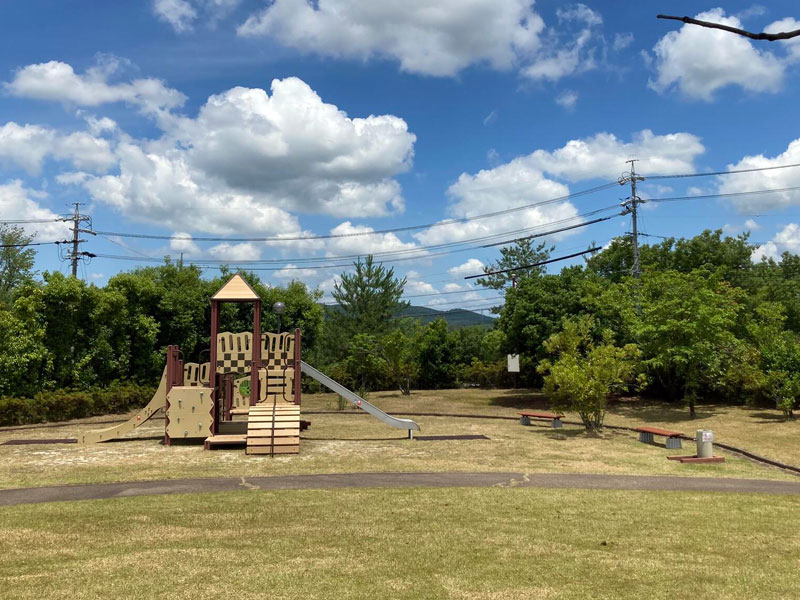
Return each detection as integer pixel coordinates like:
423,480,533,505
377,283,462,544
619,159,645,278
66,203,95,278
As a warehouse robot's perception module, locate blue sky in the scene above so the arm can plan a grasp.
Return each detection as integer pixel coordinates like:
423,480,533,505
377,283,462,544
2,1,800,310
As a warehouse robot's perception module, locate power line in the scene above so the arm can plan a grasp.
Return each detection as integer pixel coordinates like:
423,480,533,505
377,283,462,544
464,246,602,280
90,181,620,243
645,162,800,180
0,218,68,224
0,240,70,248
648,185,800,203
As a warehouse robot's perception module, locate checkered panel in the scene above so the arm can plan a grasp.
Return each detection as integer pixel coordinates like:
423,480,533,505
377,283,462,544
216,332,254,374
261,332,295,369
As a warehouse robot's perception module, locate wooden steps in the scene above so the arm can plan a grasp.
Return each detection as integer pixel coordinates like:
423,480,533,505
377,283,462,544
246,402,301,456
204,434,247,449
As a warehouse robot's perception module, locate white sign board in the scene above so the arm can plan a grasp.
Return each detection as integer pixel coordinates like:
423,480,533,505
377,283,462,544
507,354,520,373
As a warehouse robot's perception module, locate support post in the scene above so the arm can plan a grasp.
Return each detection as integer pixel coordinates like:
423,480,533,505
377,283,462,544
251,299,261,406
209,300,219,435
293,328,302,405
164,345,180,446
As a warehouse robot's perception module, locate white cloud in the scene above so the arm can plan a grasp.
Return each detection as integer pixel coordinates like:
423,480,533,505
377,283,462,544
208,242,261,261
449,258,485,278
325,221,419,258
752,223,800,262
483,110,498,126
169,232,200,255
153,0,197,32
745,218,761,230
60,75,416,234
555,90,578,109
274,264,318,279
238,0,544,77
522,27,597,81
765,18,800,62
525,130,704,182
613,32,634,51
487,148,500,165
649,9,786,101
718,138,800,211
5,59,186,113
0,181,71,241
0,122,115,174
416,129,703,247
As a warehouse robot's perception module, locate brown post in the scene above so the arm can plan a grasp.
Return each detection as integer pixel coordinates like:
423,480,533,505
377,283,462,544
251,299,262,406
209,300,219,435
223,375,233,421
293,328,302,405
164,345,180,446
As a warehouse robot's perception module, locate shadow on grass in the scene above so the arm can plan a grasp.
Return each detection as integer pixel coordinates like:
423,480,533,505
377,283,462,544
610,400,718,424
488,389,548,409
745,411,793,423
302,436,407,442
522,427,598,441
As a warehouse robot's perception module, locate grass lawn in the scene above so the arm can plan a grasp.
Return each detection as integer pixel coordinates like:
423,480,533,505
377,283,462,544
0,389,798,489
2,487,799,599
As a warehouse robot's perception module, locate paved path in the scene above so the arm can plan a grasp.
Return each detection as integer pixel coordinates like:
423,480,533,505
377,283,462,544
2,472,800,506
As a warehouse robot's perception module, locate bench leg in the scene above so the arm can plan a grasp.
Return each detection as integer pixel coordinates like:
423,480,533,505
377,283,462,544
551,418,563,429
638,431,654,444
665,436,682,449
519,416,531,426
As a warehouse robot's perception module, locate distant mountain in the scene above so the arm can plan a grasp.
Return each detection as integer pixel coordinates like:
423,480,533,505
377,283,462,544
397,305,496,328
322,303,496,328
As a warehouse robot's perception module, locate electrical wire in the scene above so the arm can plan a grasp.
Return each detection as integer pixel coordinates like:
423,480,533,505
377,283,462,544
91,181,620,243
645,162,800,180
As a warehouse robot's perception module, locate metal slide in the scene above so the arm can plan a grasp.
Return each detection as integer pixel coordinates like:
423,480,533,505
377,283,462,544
300,361,420,436
80,368,167,444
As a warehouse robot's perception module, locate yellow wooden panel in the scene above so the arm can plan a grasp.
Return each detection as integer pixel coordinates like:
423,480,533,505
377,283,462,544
211,274,260,301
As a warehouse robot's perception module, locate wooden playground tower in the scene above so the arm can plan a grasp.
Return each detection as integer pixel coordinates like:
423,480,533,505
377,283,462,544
80,274,419,452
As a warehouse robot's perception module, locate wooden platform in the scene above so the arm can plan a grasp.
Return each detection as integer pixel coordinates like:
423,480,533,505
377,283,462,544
246,402,301,456
204,434,247,449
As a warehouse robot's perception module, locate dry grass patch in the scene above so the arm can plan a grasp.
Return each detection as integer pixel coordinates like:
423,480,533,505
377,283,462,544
1,487,799,599
0,389,796,489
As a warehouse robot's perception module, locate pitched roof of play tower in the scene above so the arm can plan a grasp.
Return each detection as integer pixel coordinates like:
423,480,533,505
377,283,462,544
211,273,260,301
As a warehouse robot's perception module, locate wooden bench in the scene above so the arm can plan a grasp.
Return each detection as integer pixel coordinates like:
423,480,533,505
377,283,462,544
635,426,683,449
518,411,564,428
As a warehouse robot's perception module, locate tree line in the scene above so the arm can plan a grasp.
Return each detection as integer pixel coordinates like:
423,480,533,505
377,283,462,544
2,223,800,425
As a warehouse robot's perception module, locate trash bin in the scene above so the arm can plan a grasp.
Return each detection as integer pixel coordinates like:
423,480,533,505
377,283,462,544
696,429,714,458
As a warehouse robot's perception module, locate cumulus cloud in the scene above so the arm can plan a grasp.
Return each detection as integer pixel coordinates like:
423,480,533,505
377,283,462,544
5,59,186,113
0,181,71,241
449,258,486,278
169,232,200,255
58,75,416,234
325,221,419,258
208,241,261,261
238,0,544,77
613,32,634,51
649,9,788,101
752,223,800,262
0,122,116,174
745,218,761,230
718,138,800,211
415,129,703,246
524,129,703,182
274,264,319,279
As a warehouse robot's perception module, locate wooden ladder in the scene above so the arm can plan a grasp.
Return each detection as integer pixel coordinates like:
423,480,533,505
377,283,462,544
246,402,300,455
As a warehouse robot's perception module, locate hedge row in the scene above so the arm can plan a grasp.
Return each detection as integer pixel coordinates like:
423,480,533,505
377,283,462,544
0,381,157,427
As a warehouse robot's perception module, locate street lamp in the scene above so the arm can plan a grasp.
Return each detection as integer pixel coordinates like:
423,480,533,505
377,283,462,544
272,301,285,333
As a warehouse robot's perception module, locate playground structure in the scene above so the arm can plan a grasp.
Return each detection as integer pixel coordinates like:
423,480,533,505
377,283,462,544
80,274,419,454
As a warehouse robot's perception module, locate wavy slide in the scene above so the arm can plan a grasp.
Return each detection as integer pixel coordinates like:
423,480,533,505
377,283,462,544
300,361,420,437
80,368,167,444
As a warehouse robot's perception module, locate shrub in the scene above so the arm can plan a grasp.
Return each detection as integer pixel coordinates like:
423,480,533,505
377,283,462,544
0,381,156,427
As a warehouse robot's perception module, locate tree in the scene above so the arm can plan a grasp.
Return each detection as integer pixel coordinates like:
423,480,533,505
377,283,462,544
416,319,457,389
478,239,552,290
380,328,419,395
537,316,642,431
0,225,36,308
636,270,744,417
332,255,408,338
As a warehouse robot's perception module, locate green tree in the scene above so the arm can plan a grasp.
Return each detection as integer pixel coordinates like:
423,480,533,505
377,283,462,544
0,225,36,308
332,255,408,338
537,315,642,431
380,328,419,395
416,319,457,389
637,270,744,416
478,239,552,290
